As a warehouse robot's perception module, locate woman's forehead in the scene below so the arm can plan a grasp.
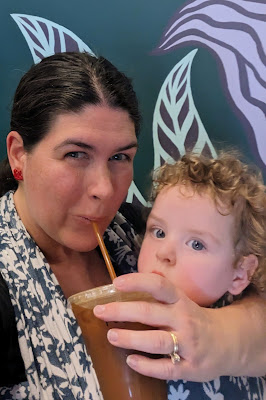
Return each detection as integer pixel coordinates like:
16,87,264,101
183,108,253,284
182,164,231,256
44,105,137,142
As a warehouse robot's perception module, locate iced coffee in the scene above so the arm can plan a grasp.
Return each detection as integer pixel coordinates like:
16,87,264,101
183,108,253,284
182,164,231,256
69,284,167,400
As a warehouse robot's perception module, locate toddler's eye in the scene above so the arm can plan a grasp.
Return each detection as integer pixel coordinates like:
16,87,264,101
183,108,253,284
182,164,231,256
152,228,165,239
187,239,205,251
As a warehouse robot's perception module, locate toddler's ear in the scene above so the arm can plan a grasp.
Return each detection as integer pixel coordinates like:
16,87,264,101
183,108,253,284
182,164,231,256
228,255,258,295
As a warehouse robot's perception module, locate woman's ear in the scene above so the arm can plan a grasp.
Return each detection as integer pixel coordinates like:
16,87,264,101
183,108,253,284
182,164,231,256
7,131,26,171
228,254,258,295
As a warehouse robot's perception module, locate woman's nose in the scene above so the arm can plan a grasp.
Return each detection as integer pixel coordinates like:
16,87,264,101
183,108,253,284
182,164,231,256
156,241,176,266
88,165,114,200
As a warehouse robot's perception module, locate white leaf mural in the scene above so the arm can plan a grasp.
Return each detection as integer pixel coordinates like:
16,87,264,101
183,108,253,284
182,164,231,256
11,14,95,63
153,49,216,169
126,181,148,207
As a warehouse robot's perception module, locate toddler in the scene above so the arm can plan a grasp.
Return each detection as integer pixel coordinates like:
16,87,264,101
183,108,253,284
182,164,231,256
138,152,266,399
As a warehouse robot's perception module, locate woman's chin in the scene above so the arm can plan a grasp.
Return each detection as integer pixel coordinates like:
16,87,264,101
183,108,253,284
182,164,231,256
63,238,99,253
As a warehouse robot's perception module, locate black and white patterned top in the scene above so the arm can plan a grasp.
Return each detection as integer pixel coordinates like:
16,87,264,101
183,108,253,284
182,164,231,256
0,191,141,399
0,191,265,399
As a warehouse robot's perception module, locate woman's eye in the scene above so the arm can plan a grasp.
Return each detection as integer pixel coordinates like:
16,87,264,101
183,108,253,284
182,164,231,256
187,239,205,251
152,228,165,239
65,151,87,159
110,153,131,162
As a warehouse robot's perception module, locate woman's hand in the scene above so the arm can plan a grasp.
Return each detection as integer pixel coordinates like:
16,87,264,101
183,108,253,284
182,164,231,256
94,273,266,381
93,273,229,381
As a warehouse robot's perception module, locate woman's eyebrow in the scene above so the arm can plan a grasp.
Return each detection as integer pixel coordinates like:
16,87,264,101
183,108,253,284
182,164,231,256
55,140,93,151
55,140,138,152
116,141,138,152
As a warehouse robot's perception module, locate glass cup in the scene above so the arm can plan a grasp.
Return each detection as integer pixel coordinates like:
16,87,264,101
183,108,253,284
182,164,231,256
69,284,167,400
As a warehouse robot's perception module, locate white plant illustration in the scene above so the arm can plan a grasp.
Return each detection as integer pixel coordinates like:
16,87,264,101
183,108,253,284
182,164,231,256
11,14,95,63
153,49,216,169
126,181,148,206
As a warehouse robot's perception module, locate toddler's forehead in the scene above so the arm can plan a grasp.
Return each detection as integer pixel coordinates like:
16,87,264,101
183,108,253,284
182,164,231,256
158,184,233,215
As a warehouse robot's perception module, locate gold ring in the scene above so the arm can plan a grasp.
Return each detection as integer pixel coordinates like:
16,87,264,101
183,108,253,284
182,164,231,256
169,332,181,364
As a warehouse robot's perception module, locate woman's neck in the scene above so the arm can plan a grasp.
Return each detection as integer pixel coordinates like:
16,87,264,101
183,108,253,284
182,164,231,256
13,189,112,297
50,249,112,298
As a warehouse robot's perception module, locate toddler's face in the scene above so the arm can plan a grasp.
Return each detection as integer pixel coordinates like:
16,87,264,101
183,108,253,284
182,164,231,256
138,185,237,306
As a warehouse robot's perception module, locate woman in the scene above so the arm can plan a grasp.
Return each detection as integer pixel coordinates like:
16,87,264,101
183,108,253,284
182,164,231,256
0,52,265,399
0,51,141,399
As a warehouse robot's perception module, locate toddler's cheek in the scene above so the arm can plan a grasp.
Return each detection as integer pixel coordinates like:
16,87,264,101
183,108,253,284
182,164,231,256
137,251,148,273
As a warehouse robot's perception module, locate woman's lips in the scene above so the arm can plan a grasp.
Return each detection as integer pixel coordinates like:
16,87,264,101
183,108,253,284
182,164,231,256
75,215,103,225
79,215,103,221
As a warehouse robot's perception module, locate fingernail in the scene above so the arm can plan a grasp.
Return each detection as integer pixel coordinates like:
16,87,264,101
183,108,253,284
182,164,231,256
107,330,118,342
126,355,138,368
113,276,125,288
93,305,105,315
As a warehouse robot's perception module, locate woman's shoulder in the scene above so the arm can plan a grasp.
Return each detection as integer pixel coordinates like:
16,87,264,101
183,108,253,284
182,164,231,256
0,273,26,385
104,202,149,276
0,191,15,229
118,201,149,235
0,193,27,385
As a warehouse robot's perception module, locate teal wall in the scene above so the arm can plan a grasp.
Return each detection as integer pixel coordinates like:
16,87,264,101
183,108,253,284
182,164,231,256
1,0,265,203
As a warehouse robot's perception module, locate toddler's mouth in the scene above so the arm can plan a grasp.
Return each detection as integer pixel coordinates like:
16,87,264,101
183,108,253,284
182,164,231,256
151,270,165,278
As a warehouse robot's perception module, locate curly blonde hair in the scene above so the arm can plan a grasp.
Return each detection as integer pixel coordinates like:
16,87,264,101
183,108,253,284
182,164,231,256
151,152,266,293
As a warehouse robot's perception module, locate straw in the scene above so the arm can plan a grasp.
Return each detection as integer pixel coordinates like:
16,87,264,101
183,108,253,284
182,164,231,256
92,222,117,281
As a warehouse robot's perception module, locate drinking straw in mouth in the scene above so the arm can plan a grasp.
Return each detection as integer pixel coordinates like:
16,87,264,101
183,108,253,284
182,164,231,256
92,222,117,281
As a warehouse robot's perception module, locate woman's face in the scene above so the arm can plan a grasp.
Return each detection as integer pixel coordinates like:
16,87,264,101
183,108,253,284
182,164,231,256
14,105,137,253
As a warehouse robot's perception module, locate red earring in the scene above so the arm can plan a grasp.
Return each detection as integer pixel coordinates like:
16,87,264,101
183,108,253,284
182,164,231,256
13,169,23,181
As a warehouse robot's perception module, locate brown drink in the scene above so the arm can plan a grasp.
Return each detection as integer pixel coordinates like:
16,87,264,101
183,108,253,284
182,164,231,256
69,284,167,400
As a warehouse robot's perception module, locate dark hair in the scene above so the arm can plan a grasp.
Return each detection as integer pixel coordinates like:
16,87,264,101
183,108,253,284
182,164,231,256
0,51,141,195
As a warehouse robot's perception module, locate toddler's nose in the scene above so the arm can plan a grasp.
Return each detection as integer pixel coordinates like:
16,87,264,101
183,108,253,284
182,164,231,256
156,241,176,266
